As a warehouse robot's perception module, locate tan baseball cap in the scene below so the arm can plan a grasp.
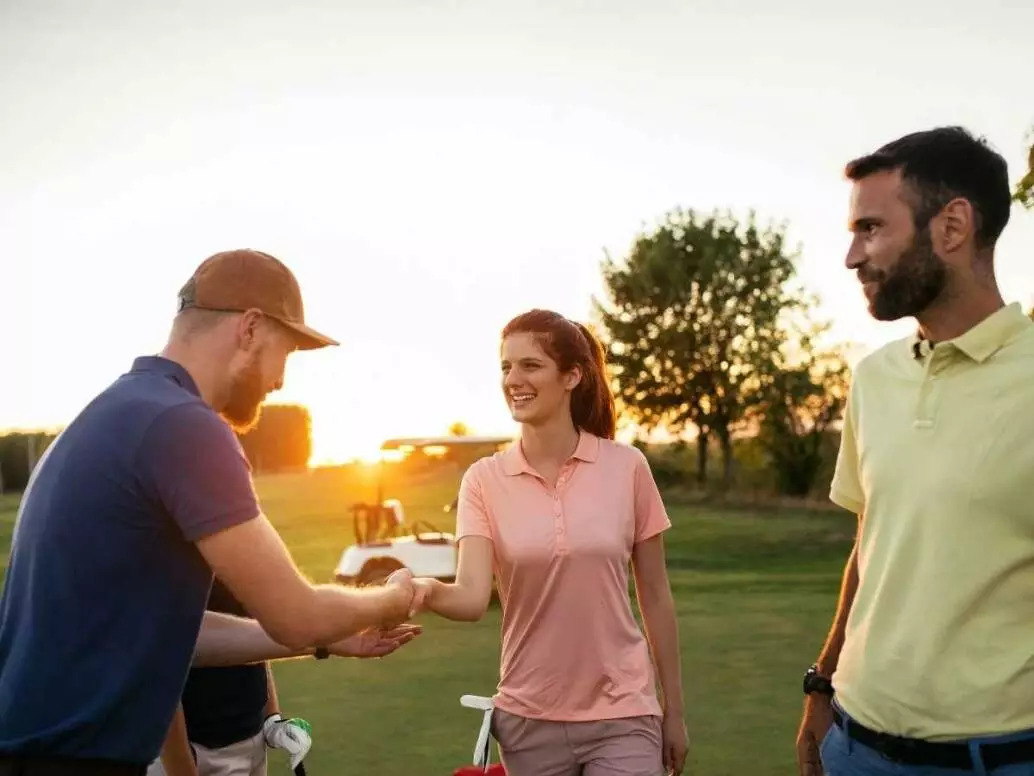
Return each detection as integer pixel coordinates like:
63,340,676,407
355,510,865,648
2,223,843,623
177,249,339,350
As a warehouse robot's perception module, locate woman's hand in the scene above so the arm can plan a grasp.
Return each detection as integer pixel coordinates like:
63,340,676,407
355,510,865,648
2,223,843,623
662,710,689,775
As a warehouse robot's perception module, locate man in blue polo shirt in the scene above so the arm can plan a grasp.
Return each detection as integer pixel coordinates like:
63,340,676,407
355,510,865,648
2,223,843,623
0,249,424,776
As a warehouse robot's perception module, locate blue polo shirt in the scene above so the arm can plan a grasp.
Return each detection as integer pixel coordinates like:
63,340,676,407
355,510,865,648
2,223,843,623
0,356,260,764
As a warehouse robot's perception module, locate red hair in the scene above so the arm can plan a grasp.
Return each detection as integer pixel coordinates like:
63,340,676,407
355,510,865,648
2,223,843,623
501,309,616,440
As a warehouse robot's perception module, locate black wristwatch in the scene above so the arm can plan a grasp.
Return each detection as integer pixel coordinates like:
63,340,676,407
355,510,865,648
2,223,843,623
803,664,833,697
313,647,330,660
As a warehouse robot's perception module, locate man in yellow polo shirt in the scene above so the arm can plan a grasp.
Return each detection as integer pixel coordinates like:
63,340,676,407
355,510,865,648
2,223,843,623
796,125,1034,775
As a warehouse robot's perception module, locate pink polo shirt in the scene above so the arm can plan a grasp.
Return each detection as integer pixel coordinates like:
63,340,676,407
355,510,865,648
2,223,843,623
455,431,671,722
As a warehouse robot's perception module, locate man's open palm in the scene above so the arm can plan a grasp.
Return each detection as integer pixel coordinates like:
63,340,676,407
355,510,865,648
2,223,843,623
328,624,423,658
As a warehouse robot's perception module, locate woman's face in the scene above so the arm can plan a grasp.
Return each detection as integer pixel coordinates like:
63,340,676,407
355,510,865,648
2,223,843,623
500,332,580,426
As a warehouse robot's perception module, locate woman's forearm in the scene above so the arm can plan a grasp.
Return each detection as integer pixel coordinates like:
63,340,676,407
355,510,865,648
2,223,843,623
639,589,685,716
425,578,489,622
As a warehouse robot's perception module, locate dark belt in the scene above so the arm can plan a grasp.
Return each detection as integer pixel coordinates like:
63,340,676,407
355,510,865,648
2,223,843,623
0,755,146,776
832,706,1034,770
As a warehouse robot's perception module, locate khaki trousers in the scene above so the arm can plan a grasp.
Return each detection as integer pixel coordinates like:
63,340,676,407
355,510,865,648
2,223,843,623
492,708,664,776
146,732,266,776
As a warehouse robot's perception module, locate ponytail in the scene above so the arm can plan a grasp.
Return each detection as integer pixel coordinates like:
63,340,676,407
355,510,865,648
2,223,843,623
570,322,616,440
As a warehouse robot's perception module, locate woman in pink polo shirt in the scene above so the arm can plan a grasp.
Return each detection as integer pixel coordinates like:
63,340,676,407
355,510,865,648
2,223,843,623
409,309,687,776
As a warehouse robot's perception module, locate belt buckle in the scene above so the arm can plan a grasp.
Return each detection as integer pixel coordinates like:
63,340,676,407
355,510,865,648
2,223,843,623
871,732,914,764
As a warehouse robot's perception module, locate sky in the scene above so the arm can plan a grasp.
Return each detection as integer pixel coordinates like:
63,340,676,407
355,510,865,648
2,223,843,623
1,0,1032,464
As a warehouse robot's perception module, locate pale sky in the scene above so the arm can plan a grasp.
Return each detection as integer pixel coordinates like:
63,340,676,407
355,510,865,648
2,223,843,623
2,0,1032,463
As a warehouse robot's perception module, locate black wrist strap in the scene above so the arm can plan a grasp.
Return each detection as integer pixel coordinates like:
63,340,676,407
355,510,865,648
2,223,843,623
804,664,834,696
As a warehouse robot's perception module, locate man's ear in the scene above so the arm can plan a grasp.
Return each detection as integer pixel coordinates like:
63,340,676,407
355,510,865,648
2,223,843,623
935,197,975,255
237,309,265,350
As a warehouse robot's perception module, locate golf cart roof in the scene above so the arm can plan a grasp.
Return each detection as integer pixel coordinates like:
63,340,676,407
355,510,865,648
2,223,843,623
379,435,513,451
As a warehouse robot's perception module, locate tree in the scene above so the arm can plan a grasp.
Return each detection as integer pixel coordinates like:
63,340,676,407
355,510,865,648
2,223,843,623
236,404,312,473
754,332,851,497
0,432,58,493
1015,129,1034,209
594,208,812,489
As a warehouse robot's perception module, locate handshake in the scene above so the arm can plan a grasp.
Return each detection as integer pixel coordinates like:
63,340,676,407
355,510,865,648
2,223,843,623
383,568,435,623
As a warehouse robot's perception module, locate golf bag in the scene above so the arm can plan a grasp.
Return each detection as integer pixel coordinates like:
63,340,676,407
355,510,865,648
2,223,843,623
453,694,506,775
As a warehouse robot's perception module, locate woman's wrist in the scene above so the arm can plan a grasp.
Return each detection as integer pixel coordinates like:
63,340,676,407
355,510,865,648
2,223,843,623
425,578,445,611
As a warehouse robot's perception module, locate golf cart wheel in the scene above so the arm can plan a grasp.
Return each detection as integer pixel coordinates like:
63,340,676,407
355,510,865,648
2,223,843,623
356,558,405,586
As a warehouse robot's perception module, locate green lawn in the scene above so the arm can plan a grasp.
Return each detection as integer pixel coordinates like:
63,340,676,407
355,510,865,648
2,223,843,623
0,467,854,775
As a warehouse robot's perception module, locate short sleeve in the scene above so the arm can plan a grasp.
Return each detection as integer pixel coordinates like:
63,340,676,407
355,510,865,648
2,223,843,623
136,403,261,542
633,450,671,543
455,462,493,542
830,389,865,515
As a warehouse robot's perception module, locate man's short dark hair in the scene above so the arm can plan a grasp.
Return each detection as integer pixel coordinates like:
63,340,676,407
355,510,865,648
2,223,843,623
845,126,1012,250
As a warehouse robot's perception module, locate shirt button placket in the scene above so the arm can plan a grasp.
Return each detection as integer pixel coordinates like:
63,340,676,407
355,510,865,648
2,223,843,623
554,466,569,553
915,346,949,430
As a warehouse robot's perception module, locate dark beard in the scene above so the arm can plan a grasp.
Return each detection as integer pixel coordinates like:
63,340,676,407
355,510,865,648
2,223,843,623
221,353,267,434
865,227,948,321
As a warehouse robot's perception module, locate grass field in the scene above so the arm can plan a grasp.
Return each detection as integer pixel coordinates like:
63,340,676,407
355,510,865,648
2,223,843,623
0,465,855,775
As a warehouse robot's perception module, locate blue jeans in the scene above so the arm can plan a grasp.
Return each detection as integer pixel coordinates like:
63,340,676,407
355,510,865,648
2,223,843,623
821,704,1034,776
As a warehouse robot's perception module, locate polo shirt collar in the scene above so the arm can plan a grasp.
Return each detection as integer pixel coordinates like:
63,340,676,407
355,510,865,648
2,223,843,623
130,355,202,397
502,430,600,476
910,303,1031,364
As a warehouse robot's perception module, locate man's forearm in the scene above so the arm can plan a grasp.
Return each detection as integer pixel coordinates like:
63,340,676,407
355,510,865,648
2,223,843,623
305,583,413,644
194,582,411,666
159,704,198,776
816,540,860,677
263,663,280,717
194,611,316,667
196,515,414,651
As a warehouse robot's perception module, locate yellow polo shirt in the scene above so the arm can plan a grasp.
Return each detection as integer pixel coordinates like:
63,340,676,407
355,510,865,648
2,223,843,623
830,302,1034,742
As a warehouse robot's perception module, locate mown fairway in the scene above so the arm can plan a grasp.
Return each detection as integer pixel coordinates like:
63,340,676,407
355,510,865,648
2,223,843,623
0,466,854,775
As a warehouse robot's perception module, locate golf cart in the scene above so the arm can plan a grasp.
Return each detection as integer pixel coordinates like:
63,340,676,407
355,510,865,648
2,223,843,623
333,435,512,586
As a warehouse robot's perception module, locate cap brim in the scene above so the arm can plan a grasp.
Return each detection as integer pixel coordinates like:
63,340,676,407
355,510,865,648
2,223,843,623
280,320,340,350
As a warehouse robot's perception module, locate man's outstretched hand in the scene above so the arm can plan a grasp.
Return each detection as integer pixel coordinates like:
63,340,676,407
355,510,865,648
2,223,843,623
327,624,423,659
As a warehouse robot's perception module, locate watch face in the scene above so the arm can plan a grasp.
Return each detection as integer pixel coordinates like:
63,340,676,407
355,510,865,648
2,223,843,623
804,670,833,695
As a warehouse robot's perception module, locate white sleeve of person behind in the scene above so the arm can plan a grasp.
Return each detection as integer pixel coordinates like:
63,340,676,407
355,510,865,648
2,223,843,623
263,713,313,770
460,694,495,768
